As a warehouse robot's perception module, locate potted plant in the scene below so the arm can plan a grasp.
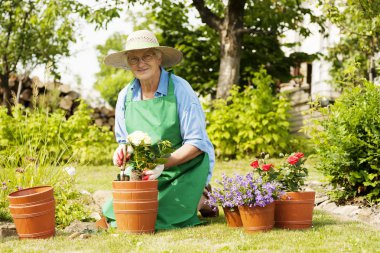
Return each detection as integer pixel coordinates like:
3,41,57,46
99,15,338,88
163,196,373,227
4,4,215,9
206,174,243,227
112,131,172,233
236,173,284,233
251,152,315,229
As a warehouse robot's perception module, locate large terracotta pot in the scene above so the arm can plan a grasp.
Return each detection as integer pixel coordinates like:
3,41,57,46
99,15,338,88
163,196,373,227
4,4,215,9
223,206,243,227
8,186,55,239
112,180,158,233
275,191,315,229
238,202,275,233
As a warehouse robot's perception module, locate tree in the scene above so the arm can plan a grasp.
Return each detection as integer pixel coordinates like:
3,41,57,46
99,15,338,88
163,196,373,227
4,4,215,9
127,0,323,98
94,33,134,107
0,0,120,112
322,0,380,87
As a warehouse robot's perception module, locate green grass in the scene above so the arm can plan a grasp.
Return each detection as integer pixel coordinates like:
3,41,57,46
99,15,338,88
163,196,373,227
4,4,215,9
1,159,379,252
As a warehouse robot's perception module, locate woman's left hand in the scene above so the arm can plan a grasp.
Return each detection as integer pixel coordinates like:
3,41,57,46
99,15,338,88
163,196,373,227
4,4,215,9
143,164,165,180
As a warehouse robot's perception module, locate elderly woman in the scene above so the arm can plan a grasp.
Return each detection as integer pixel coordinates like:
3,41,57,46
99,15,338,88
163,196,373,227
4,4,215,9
102,30,217,230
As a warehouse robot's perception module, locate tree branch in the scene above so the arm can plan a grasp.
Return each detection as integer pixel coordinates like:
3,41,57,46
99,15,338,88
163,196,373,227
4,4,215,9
12,0,34,73
192,0,223,31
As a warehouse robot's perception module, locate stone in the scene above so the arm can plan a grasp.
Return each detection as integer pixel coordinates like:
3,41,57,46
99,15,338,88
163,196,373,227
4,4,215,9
332,205,359,217
69,232,81,240
317,200,331,208
92,190,112,208
64,220,97,234
80,190,92,196
90,212,102,221
0,223,17,238
323,202,338,212
357,208,372,221
343,206,360,217
315,196,329,206
79,233,91,239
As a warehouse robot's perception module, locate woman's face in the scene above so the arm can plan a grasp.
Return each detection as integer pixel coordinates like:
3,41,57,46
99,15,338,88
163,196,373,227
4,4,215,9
127,49,162,82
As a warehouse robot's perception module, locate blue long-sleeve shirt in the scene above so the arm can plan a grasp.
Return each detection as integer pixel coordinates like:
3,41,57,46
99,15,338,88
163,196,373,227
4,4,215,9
114,68,215,184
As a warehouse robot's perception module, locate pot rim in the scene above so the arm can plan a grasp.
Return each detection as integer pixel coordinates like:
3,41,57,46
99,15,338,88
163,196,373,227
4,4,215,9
8,186,53,199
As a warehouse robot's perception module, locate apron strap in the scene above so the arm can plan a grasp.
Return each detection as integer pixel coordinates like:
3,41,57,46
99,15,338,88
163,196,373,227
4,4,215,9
168,71,174,96
126,79,135,102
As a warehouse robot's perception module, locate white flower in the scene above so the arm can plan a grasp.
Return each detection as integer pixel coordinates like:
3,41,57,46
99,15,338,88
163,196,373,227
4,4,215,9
127,145,134,154
127,131,152,146
64,166,76,176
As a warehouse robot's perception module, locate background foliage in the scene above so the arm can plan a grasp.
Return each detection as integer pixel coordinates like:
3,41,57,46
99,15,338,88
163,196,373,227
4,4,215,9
307,82,380,203
95,0,321,102
94,33,134,107
205,68,291,159
0,95,116,225
322,0,380,87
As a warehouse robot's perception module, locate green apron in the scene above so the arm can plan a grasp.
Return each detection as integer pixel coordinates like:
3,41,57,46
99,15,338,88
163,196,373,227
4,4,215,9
103,73,210,230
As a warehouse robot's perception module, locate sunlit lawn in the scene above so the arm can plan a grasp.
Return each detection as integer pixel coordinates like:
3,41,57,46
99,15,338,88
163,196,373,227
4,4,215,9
1,158,379,252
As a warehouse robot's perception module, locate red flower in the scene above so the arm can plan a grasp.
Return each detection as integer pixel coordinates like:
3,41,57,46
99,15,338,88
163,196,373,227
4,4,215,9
294,152,304,159
142,175,150,181
250,160,259,169
262,164,273,171
288,156,299,165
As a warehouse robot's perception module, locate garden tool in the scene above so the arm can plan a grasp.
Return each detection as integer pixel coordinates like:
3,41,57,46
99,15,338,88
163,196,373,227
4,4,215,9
121,144,127,181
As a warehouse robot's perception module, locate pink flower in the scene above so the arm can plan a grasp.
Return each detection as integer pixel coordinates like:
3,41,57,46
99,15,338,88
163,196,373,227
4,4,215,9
262,164,273,171
294,152,304,159
250,160,259,169
288,156,299,165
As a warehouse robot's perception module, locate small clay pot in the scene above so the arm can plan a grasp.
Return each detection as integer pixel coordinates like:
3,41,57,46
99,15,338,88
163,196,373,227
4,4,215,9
8,186,55,239
275,191,315,230
223,207,243,227
238,202,275,233
112,180,158,233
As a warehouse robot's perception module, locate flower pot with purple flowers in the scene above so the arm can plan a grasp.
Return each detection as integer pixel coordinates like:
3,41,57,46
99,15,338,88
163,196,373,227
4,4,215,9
206,174,243,227
251,152,315,230
235,174,283,233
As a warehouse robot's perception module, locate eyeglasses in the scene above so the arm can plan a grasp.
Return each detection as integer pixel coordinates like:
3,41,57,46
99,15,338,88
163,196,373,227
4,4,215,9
127,52,155,66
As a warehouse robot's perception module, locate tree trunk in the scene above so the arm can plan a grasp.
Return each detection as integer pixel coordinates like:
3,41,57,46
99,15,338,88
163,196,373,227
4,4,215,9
217,29,242,98
1,74,12,114
192,0,245,99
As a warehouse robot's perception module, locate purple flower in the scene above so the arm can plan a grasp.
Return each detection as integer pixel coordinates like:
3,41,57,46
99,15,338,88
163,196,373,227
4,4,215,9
207,173,284,209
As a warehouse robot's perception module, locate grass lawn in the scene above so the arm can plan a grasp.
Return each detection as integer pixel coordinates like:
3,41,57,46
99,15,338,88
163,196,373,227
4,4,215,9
1,158,379,252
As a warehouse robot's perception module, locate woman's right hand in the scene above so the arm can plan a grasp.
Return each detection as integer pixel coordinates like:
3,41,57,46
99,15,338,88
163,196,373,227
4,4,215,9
112,144,132,167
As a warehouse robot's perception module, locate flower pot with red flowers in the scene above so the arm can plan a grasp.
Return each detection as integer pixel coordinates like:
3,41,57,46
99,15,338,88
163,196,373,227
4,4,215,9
251,152,315,230
113,131,172,233
236,173,283,233
206,174,243,227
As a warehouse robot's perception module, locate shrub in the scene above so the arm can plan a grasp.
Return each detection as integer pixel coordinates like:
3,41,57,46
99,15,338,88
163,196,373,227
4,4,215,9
0,100,116,225
205,68,292,159
0,101,116,167
307,82,380,203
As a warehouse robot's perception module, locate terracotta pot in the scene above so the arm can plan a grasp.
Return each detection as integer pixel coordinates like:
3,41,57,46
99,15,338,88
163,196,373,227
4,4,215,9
112,180,158,233
95,216,109,229
275,191,315,230
8,186,55,239
223,207,243,227
238,202,275,233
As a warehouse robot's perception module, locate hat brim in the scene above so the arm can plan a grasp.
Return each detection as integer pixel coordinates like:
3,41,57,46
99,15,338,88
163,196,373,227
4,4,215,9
104,46,183,70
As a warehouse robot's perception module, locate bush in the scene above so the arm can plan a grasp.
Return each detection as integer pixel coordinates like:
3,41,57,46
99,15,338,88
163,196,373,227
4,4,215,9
205,68,292,159
308,82,380,203
0,101,116,225
0,101,116,167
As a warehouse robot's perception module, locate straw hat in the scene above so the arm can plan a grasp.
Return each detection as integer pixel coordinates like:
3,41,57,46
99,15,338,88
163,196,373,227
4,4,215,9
104,30,183,70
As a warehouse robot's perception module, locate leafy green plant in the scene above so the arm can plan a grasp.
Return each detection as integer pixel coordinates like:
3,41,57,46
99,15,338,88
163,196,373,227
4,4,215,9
306,81,380,203
0,95,116,226
251,152,308,192
205,68,292,159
